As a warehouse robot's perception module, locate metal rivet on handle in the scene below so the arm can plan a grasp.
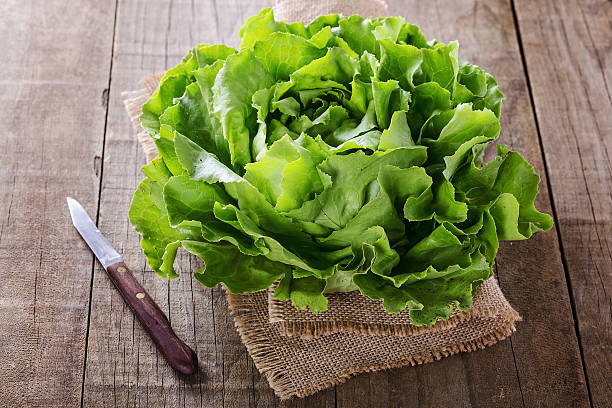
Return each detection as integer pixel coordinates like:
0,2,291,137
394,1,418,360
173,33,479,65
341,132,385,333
136,292,145,299
117,266,127,273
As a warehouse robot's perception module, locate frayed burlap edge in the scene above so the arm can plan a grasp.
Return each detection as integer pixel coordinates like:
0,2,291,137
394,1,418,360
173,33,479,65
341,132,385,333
228,290,520,399
272,307,521,339
268,278,521,339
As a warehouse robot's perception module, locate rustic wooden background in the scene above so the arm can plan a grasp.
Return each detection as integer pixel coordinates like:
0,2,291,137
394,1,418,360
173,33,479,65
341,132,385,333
0,0,610,407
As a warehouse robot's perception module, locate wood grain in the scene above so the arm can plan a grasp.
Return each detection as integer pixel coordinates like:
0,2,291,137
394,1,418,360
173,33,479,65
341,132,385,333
0,1,116,407
80,1,333,407
335,0,590,407
513,0,611,406
81,1,338,405
1,0,607,406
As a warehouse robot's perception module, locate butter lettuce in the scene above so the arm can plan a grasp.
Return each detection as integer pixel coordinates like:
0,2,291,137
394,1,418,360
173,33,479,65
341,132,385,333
130,8,552,325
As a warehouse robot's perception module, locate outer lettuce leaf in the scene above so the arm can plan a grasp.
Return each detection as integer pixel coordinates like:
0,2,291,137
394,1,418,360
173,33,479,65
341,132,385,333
239,8,286,49
213,49,274,170
129,159,203,278
354,253,492,324
338,15,379,56
253,33,326,81
141,75,190,134
420,42,459,92
183,240,288,293
484,146,554,238
378,40,422,90
277,272,329,313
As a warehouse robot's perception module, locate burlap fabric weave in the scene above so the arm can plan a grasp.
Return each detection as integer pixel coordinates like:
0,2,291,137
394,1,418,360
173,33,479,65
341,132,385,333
268,279,519,339
122,0,521,399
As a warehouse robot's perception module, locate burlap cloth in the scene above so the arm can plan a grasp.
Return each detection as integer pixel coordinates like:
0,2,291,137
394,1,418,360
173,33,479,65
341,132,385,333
123,0,521,399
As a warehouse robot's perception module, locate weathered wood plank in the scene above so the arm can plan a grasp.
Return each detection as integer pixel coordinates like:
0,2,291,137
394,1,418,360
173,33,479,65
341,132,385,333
81,1,335,407
336,2,522,407
82,0,226,405
335,0,590,407
0,1,116,407
513,0,611,406
77,0,598,407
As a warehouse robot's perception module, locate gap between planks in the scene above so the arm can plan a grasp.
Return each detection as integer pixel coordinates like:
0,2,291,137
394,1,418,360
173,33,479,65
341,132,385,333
79,1,121,407
508,1,594,406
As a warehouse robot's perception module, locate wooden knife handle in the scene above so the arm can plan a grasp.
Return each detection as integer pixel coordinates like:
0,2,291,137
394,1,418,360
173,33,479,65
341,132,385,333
106,261,198,375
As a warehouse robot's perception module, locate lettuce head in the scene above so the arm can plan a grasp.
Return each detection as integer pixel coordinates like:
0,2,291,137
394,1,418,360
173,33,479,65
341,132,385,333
129,8,553,326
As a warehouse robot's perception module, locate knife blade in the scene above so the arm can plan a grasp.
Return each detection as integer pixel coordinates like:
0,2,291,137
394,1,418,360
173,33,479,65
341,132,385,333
67,197,122,268
67,197,198,375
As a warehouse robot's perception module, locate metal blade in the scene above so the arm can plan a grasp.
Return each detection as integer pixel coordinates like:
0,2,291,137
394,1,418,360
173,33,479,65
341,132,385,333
67,197,122,269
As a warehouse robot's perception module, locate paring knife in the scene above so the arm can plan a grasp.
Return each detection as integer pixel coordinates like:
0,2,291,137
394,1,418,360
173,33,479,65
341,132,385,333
67,197,198,375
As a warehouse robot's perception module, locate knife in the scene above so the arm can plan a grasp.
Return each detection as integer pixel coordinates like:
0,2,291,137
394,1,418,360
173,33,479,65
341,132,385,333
67,197,198,375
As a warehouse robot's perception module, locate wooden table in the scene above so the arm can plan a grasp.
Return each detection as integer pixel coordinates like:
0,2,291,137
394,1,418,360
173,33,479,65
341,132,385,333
1,0,609,406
